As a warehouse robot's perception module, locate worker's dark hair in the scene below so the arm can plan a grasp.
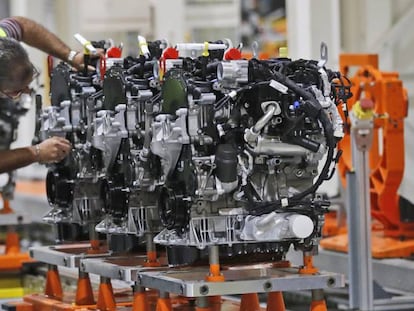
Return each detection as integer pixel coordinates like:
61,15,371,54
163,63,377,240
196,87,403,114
0,37,33,91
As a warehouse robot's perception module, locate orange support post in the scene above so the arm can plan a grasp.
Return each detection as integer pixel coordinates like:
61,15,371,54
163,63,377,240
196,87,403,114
299,254,318,275
96,277,116,311
205,262,224,308
0,198,13,214
0,199,34,270
240,293,260,311
44,265,63,300
75,271,95,305
208,296,222,311
5,231,20,254
3,200,20,255
132,285,149,311
205,263,225,282
205,246,225,310
195,297,211,311
144,233,161,267
0,230,33,270
90,239,100,251
266,292,285,311
156,293,172,311
87,239,106,255
310,300,328,311
144,250,161,267
309,290,327,311
206,245,225,282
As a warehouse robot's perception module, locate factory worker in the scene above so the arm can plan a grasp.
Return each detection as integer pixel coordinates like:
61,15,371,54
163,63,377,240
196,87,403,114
0,16,83,173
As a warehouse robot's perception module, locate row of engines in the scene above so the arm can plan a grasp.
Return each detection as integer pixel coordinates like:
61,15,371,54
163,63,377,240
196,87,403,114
38,39,348,265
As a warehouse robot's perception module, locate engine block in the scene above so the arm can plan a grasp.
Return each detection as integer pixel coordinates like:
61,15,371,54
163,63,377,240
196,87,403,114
39,40,349,265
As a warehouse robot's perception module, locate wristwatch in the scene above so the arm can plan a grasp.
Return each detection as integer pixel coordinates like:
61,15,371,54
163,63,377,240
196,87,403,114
67,50,79,64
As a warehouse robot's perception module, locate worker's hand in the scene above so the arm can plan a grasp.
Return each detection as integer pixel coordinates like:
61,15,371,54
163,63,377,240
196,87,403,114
71,48,105,71
36,136,72,164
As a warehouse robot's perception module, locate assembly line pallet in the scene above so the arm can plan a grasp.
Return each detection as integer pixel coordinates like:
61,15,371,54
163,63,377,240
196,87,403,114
79,255,344,311
3,250,345,311
29,242,110,269
137,265,344,298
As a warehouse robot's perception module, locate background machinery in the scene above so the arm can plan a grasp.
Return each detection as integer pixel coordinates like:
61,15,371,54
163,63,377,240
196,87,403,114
321,54,414,259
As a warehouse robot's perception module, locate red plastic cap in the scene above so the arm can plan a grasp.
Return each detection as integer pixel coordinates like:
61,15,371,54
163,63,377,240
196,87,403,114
106,47,122,58
360,98,375,110
162,47,179,59
224,48,242,60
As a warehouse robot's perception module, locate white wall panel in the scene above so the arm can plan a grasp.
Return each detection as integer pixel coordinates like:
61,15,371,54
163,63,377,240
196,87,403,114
153,0,186,44
153,0,240,45
287,0,340,68
286,0,341,197
77,0,151,34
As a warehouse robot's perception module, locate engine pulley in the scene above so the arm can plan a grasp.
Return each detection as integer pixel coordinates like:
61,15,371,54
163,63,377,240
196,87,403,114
158,186,190,232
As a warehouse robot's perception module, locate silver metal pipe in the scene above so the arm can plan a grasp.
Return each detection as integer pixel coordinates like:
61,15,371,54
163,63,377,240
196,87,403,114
196,297,209,308
89,223,98,241
146,232,155,253
209,245,220,265
252,104,276,134
250,140,308,156
348,145,374,310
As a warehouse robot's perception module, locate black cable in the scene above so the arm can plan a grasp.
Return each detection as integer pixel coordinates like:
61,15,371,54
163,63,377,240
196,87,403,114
244,67,337,216
213,81,270,111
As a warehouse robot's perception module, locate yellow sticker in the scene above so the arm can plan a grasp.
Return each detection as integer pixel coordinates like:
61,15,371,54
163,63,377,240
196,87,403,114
0,28,6,37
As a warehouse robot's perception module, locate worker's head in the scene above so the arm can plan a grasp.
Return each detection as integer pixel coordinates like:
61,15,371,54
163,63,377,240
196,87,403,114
0,37,38,100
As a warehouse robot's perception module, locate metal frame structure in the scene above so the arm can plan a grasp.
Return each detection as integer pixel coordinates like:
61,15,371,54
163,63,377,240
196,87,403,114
78,252,344,311
138,266,343,297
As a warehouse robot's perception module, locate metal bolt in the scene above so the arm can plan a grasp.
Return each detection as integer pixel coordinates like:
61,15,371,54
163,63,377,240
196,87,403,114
263,281,272,291
295,169,304,177
199,285,209,295
327,277,336,287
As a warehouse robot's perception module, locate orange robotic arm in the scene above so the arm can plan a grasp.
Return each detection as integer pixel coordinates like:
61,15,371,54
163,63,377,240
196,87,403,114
338,54,413,238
